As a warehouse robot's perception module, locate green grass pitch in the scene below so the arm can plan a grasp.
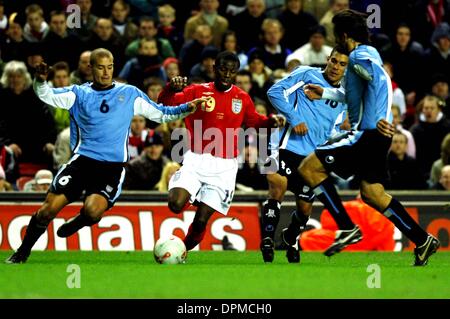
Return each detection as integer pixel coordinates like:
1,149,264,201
0,251,449,299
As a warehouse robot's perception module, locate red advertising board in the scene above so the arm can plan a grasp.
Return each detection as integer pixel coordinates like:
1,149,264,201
0,203,261,251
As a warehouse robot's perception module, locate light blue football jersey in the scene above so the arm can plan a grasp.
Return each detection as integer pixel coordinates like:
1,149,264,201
323,45,393,131
34,81,190,162
267,66,347,156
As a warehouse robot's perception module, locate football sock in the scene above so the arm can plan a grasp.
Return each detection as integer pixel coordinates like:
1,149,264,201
260,199,281,240
184,221,207,250
382,198,429,246
57,211,99,237
17,213,48,253
285,210,309,245
313,178,355,230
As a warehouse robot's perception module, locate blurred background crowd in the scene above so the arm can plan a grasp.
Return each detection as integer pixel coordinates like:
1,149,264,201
0,0,449,193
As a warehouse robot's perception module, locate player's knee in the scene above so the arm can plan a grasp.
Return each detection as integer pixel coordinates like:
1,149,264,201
37,201,60,224
168,194,186,214
83,203,105,224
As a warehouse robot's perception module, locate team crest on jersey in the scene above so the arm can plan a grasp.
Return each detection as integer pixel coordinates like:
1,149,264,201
118,95,125,102
231,99,242,114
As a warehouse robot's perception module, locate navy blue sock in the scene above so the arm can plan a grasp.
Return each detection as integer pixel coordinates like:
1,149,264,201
313,178,355,230
18,213,48,253
285,210,309,245
382,198,428,246
260,199,281,240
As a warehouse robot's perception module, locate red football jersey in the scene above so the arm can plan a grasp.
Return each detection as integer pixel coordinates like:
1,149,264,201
159,82,271,158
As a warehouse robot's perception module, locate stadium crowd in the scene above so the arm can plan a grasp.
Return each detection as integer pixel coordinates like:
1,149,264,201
0,0,449,193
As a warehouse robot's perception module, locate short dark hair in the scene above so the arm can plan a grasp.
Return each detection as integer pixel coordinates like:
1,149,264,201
332,9,369,44
330,44,348,56
215,51,240,69
236,70,252,79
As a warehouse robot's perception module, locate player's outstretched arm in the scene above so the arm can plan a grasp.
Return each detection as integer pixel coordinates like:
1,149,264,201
305,84,346,103
134,91,205,123
33,62,76,110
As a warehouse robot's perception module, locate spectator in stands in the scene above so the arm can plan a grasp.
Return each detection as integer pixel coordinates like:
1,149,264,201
2,12,29,62
430,73,450,119
247,18,291,71
119,38,164,90
123,132,169,190
0,143,19,184
230,0,267,52
426,23,450,93
429,133,450,186
145,77,165,103
25,43,44,76
128,114,153,160
221,30,248,70
125,16,175,60
0,165,11,191
73,0,98,41
431,165,450,190
179,24,214,76
110,0,138,44
162,57,180,82
384,23,426,107
387,131,426,190
49,62,71,133
383,61,407,117
285,25,332,68
42,10,82,70
190,46,219,82
23,4,49,43
411,95,450,181
391,105,416,158
0,1,6,34
246,49,272,91
320,0,349,47
157,4,183,56
278,0,318,51
235,69,264,102
23,169,53,192
0,60,56,167
154,161,181,192
52,126,70,171
236,141,268,191
184,0,229,49
70,51,93,85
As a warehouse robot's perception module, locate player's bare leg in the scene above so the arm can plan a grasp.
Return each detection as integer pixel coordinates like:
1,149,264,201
260,173,287,262
6,193,69,264
184,203,215,250
168,187,192,214
360,181,440,266
57,194,108,237
299,153,362,256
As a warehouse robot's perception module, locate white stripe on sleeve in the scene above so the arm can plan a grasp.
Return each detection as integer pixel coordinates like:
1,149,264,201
33,80,76,110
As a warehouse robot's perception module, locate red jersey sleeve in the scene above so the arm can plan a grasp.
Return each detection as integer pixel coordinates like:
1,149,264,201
158,83,197,105
243,94,271,128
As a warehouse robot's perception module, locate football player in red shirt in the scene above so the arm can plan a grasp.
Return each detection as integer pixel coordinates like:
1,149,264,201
159,51,285,250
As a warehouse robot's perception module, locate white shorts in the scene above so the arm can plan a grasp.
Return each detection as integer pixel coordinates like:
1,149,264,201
168,151,238,215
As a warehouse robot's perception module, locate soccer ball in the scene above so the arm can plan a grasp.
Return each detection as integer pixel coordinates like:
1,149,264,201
153,235,187,264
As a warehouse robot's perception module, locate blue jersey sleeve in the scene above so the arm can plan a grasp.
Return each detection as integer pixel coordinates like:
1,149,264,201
267,68,308,126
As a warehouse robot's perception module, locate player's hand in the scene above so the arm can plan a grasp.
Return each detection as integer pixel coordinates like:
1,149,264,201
187,98,207,113
376,119,395,138
269,114,286,128
303,84,324,100
293,122,308,135
170,76,188,92
34,62,52,82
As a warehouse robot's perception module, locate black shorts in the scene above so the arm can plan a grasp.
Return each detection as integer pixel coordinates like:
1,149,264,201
276,149,315,202
315,129,392,184
50,155,125,208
